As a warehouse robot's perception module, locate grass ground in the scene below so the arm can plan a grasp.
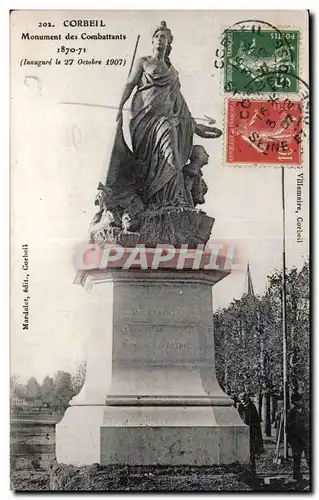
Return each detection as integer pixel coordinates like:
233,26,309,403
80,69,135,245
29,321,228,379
11,447,310,492
10,421,310,492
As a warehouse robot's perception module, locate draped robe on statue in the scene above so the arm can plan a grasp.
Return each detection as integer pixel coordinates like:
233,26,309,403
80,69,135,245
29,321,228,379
103,63,196,209
130,63,196,207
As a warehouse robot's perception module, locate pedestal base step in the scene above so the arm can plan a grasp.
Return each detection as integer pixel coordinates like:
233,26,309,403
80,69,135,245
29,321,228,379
56,405,249,466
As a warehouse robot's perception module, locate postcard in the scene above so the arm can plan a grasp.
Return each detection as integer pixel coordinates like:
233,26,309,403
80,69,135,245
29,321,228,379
10,10,310,492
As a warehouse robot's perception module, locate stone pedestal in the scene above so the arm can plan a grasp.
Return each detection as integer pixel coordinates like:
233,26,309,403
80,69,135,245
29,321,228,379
56,269,249,466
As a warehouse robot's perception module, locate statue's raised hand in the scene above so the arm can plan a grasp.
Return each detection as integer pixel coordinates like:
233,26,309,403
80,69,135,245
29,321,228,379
195,123,222,139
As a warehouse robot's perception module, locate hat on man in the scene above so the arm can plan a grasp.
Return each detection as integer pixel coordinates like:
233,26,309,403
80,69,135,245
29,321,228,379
291,393,302,405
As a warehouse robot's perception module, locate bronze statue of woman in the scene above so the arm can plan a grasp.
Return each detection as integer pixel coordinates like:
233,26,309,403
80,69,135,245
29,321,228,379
115,21,221,209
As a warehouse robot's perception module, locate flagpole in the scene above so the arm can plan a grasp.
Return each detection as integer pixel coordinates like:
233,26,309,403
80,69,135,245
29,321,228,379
99,35,140,186
282,166,288,459
128,35,140,77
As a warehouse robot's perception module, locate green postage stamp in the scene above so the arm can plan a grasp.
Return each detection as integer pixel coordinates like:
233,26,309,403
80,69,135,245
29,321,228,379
224,29,300,93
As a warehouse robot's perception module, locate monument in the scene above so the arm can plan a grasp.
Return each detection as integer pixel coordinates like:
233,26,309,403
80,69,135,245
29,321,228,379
56,21,249,466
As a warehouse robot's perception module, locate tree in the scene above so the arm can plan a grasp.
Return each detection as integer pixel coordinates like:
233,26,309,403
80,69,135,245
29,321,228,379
10,376,27,399
214,295,262,396
267,261,309,405
10,375,19,400
25,377,41,401
214,259,310,433
10,376,27,409
72,361,87,396
41,375,55,405
53,370,73,409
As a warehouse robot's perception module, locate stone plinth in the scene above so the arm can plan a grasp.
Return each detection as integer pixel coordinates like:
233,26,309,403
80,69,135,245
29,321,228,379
138,208,214,248
56,268,249,466
90,207,215,248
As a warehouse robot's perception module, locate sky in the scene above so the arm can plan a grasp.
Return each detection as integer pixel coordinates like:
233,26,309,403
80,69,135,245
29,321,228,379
10,10,309,382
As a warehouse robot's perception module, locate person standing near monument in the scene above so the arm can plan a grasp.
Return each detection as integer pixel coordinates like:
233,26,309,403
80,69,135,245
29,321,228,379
286,393,310,483
238,393,264,470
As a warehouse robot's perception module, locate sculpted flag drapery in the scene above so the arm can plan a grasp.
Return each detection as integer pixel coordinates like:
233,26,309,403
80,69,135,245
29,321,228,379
103,123,135,195
104,63,196,208
130,64,196,206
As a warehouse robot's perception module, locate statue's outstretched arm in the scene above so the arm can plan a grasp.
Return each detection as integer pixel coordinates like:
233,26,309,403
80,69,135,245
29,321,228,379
116,57,144,123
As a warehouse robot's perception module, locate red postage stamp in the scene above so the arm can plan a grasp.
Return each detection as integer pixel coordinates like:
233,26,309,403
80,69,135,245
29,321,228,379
226,99,303,165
